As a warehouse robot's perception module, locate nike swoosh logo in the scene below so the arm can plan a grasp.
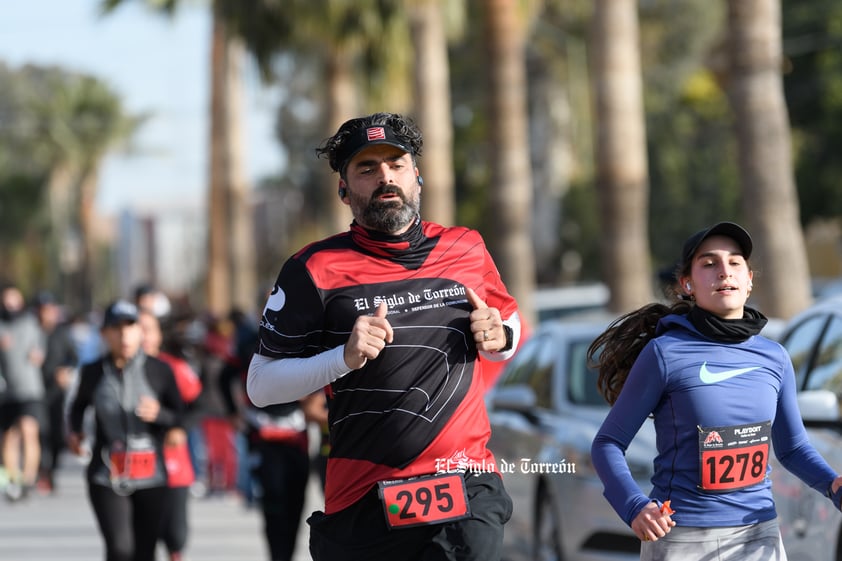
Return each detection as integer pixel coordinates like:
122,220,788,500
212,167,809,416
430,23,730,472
699,362,760,384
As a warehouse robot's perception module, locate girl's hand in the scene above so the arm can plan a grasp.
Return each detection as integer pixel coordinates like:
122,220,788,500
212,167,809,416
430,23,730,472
631,501,676,542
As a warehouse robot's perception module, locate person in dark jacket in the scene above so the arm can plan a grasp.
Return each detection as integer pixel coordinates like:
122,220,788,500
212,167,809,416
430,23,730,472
34,291,78,493
138,309,201,561
67,300,183,561
220,308,326,561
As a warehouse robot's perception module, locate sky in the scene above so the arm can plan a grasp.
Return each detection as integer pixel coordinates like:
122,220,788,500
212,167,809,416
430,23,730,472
0,0,282,216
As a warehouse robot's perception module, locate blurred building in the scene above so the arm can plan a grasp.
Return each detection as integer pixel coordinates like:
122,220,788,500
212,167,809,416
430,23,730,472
115,204,205,303
251,184,305,288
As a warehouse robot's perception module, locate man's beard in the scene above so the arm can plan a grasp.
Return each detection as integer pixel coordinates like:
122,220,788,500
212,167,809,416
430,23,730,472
352,185,420,233
0,306,22,321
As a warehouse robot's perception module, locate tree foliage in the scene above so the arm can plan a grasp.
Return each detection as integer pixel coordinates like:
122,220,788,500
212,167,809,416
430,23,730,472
783,0,842,224
217,0,412,108
4,0,840,308
0,62,137,300
0,65,49,250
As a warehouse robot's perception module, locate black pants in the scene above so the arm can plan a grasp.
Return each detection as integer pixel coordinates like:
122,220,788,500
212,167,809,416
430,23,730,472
40,389,66,485
88,483,168,561
251,438,310,561
160,486,190,554
308,472,512,561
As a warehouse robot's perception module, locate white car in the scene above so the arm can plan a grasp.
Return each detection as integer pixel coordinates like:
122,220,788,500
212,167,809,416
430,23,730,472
487,319,654,561
488,310,842,561
773,294,842,560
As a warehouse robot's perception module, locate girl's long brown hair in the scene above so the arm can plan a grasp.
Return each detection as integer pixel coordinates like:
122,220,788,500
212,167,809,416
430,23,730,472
587,301,691,405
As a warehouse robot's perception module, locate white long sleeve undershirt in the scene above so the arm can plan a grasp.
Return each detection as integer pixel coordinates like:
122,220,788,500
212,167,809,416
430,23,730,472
247,347,350,407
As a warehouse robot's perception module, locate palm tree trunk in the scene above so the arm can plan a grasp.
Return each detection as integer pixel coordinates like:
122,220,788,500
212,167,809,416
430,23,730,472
591,0,653,312
529,55,573,285
222,34,258,314
326,48,358,234
482,0,536,323
408,0,455,226
77,165,100,312
46,161,77,303
207,13,233,316
726,0,811,318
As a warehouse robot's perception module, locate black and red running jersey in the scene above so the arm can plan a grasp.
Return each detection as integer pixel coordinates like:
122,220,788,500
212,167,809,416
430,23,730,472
255,218,519,513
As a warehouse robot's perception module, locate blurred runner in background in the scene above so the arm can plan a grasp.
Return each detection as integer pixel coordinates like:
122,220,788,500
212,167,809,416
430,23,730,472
33,290,78,494
67,300,183,561
138,309,201,561
0,282,45,502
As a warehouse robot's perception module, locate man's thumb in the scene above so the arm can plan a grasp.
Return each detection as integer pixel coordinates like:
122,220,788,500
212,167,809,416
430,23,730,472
374,301,389,318
374,301,394,343
465,287,488,310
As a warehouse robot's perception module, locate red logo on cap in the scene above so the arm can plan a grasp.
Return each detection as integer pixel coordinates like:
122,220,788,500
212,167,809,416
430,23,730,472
366,127,386,141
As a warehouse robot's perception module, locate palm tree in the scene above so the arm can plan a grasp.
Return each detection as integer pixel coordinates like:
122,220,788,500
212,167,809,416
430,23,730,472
526,1,590,286
407,0,464,227
32,71,140,310
0,63,52,287
294,1,411,233
481,0,538,323
102,0,256,316
725,0,811,318
207,8,256,315
591,0,654,312
218,0,415,236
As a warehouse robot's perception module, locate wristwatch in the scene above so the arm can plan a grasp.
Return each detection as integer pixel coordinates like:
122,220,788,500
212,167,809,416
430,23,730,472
499,325,514,352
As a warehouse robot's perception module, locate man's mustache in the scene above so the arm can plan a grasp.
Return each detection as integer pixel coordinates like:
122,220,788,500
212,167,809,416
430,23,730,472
370,186,406,203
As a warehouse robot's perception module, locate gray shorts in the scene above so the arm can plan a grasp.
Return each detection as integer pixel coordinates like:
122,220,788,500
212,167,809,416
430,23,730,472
640,518,787,561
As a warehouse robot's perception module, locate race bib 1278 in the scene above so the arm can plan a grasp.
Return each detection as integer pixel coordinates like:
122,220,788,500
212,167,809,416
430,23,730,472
698,421,771,492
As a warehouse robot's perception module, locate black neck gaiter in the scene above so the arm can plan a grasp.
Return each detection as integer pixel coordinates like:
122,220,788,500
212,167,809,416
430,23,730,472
349,216,438,270
688,305,768,343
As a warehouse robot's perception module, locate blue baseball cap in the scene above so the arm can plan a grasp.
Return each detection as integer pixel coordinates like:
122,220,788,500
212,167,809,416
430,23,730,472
102,300,139,328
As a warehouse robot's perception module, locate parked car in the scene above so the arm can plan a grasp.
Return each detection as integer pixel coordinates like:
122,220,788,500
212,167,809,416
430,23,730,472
488,309,842,561
482,284,609,392
487,318,653,561
532,284,610,323
773,294,842,560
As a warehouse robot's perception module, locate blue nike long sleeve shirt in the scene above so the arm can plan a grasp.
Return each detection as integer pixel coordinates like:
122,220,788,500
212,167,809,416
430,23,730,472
591,313,837,527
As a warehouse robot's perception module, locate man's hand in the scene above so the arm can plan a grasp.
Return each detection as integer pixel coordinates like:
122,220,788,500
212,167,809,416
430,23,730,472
343,301,394,370
466,288,505,352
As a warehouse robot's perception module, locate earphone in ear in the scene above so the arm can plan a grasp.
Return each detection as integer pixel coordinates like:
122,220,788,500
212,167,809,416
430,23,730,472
685,282,692,291
417,174,424,187
338,185,347,199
